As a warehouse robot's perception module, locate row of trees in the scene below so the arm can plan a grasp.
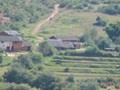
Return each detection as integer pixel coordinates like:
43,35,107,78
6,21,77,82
98,5,120,15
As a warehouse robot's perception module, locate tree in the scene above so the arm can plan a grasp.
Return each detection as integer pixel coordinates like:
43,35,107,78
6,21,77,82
96,37,113,50
80,81,99,90
104,22,120,42
94,16,106,27
84,46,101,56
38,41,57,56
4,68,34,85
17,55,34,69
98,5,120,15
30,53,43,64
66,75,74,83
33,73,60,90
82,31,94,45
81,30,98,45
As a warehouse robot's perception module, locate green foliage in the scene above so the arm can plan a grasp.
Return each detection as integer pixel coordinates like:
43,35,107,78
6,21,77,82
7,83,36,90
84,46,101,56
115,45,120,52
29,53,43,64
96,37,114,50
80,81,99,90
4,68,35,85
66,75,75,83
12,53,43,69
104,22,120,43
94,16,106,27
98,5,120,15
38,41,57,56
64,67,70,72
16,55,34,69
81,30,98,46
0,0,52,31
33,73,61,90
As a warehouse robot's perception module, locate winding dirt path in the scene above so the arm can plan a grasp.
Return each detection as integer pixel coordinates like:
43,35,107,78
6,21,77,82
33,4,59,34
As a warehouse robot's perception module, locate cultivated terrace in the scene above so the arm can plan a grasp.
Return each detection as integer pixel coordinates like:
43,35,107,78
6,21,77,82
0,0,120,90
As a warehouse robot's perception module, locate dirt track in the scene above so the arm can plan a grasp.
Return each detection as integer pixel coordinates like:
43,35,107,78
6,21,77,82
33,4,59,34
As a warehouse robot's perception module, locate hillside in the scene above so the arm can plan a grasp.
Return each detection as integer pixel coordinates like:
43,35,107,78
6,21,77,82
0,0,120,90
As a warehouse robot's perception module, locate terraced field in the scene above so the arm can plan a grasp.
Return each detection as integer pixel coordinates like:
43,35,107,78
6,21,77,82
44,56,120,80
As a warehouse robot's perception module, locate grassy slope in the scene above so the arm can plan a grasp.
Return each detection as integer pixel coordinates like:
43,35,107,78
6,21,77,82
0,0,120,84
38,3,120,39
39,10,120,38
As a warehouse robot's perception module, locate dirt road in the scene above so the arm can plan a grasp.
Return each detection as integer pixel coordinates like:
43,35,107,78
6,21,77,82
33,4,59,34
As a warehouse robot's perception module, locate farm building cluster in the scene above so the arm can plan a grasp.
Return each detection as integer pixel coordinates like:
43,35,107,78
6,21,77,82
0,31,31,51
47,36,80,50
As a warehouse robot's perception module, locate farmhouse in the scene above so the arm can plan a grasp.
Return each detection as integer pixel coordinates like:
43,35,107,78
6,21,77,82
48,36,80,50
0,31,31,51
49,36,80,42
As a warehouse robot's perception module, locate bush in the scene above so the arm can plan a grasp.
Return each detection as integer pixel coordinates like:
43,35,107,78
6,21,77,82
7,83,36,90
66,75,74,83
64,67,69,72
80,81,99,90
84,46,101,56
98,5,120,15
38,41,57,56
104,22,120,42
30,53,43,64
94,16,106,27
115,45,120,52
33,73,60,90
17,55,34,69
96,37,113,50
4,68,35,85
60,1,68,8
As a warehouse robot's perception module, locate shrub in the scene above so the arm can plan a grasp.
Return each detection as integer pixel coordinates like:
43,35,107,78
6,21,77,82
98,5,120,15
96,37,113,50
84,46,101,56
4,68,35,85
33,73,60,90
64,67,69,72
7,83,36,90
30,53,43,64
94,16,106,27
104,22,120,42
38,41,57,56
66,75,74,83
60,1,68,8
80,80,99,90
115,45,120,52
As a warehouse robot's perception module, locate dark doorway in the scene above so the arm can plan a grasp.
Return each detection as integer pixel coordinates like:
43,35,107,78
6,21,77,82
11,47,14,51
6,46,10,51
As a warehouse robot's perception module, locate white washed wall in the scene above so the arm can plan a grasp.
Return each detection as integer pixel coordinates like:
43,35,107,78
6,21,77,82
0,41,12,50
